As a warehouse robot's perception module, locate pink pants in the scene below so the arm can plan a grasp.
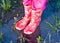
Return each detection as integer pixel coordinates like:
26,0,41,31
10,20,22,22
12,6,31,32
23,0,48,10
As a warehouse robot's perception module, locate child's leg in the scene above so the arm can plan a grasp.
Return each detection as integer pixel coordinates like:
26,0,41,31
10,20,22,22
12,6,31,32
15,0,32,30
24,0,47,34
32,0,48,10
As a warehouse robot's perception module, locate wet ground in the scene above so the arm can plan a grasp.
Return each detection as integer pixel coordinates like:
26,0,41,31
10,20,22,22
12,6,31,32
0,0,60,43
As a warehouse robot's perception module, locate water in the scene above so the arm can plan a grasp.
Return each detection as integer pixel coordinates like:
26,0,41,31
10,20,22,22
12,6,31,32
0,0,60,43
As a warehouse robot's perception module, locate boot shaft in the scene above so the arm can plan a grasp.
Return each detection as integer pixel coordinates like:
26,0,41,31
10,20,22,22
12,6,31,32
31,10,43,23
24,6,32,18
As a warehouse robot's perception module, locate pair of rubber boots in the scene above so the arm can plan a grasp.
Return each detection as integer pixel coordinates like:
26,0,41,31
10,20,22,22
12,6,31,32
15,5,42,35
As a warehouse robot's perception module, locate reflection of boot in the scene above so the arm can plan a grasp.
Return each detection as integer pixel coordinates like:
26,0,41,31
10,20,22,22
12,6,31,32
15,6,31,30
24,10,43,34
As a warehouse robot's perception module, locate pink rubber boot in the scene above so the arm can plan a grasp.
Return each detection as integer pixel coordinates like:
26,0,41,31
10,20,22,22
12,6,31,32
15,6,31,30
24,10,43,34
